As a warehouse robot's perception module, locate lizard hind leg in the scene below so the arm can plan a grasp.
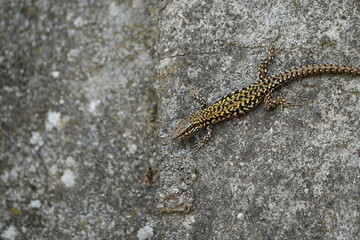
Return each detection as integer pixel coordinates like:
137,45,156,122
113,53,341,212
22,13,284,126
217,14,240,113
258,43,276,80
264,90,305,109
258,33,281,80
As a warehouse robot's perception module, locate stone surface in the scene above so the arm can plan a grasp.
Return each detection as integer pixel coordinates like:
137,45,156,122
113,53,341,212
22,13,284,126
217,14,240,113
157,0,360,239
1,1,158,239
1,0,360,239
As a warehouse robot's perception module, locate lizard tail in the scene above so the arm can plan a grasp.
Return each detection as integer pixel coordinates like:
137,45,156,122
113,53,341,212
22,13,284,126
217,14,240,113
266,64,360,89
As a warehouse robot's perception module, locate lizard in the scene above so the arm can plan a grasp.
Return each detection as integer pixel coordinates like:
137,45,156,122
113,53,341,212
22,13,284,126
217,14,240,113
172,42,360,151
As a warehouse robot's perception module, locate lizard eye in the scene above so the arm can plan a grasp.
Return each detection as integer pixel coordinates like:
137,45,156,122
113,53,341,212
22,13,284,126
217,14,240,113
172,119,193,140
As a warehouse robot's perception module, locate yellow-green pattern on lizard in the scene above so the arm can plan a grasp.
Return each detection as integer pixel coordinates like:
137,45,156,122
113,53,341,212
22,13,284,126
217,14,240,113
172,45,360,150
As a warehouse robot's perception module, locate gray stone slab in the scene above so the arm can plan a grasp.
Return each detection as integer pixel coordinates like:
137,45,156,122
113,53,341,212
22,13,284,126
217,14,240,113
158,0,360,239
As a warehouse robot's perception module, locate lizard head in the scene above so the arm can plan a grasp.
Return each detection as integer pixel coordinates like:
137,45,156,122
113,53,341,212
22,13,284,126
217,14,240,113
172,118,199,141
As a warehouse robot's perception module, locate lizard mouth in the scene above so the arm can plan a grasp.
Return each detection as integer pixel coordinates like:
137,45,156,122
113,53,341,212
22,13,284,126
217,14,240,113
172,119,193,141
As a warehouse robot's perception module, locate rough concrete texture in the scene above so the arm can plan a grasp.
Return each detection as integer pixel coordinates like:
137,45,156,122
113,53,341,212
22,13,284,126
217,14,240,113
1,1,158,239
1,0,359,240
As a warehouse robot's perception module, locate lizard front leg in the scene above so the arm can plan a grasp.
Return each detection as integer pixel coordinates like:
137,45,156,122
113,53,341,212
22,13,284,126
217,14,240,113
188,86,213,150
